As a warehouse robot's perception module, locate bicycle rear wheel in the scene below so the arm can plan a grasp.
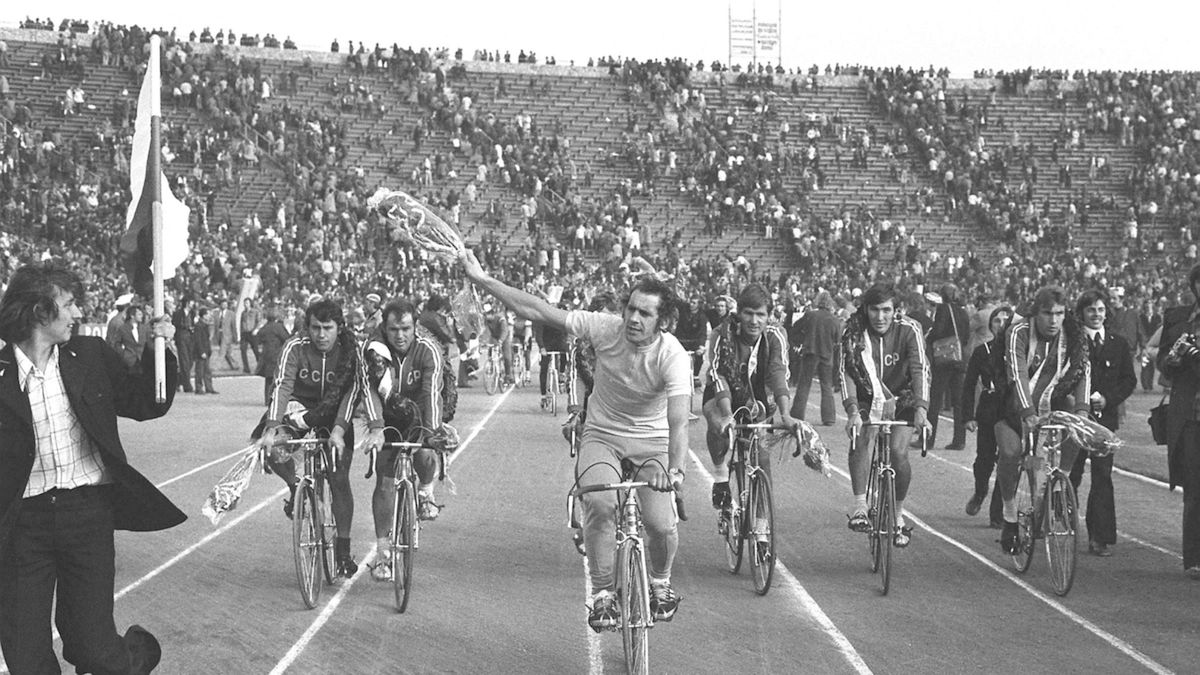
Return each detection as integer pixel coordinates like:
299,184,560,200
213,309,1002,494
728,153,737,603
617,540,649,675
1012,466,1037,573
292,483,322,609
724,463,745,574
484,358,499,395
876,472,895,595
314,473,336,584
748,473,776,595
867,459,881,573
1044,472,1078,596
392,480,418,612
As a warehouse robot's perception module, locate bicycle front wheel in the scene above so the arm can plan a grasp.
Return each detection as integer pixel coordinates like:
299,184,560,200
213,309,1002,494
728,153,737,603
876,472,895,595
484,359,499,395
724,464,746,574
617,540,649,675
292,483,322,609
314,474,336,584
748,473,776,595
867,459,881,573
1044,472,1078,596
1012,465,1037,573
392,480,418,612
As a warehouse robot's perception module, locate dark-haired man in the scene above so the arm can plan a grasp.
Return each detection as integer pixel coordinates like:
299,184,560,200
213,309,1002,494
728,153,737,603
995,286,1091,555
1070,289,1135,557
459,250,689,632
838,283,930,548
253,299,375,577
0,263,184,674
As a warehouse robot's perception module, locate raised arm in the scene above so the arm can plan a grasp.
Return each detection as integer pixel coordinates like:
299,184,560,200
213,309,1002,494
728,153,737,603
459,249,568,329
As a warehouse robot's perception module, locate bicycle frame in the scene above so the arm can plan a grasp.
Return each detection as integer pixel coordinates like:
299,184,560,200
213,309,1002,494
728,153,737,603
858,419,915,596
1020,422,1078,596
725,417,783,594
369,438,425,612
275,435,336,609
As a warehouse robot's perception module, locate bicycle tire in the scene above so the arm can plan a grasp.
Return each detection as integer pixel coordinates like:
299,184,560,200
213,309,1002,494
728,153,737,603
292,483,322,609
484,358,499,395
1012,465,1037,573
1045,472,1078,596
393,480,418,612
867,457,881,573
617,540,649,675
551,370,559,416
724,462,745,574
749,473,776,595
877,472,895,595
314,473,336,584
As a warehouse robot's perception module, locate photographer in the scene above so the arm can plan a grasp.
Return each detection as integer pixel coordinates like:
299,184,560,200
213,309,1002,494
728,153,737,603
1158,264,1200,580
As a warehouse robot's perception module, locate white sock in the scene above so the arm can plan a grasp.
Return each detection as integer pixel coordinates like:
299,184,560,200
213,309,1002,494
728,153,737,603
376,537,390,555
895,501,906,527
853,494,867,512
711,464,729,482
418,484,434,499
650,576,670,588
1002,498,1017,522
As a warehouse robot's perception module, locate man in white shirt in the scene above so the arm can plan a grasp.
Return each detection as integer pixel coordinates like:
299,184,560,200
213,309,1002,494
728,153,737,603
459,250,689,632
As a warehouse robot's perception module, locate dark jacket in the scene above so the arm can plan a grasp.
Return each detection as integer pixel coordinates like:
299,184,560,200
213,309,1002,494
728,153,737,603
1087,331,1136,431
194,320,213,359
0,337,186,555
255,319,292,379
961,339,1002,425
1157,304,1200,490
112,320,147,370
927,301,970,371
795,308,840,362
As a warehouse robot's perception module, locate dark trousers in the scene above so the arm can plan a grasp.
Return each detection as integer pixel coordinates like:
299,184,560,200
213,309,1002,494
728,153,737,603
791,354,836,425
0,486,157,674
1180,422,1200,568
240,331,258,373
175,332,194,392
1140,360,1156,391
194,354,214,392
928,366,965,444
972,416,1004,523
1069,450,1116,545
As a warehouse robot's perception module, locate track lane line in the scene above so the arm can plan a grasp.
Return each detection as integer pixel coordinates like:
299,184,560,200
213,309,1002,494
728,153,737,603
269,388,511,673
155,447,249,488
687,450,873,675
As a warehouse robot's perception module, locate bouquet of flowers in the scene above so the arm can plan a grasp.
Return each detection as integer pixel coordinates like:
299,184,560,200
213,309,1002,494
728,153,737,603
201,445,261,525
368,188,466,261
1037,410,1122,458
451,285,487,339
762,421,832,477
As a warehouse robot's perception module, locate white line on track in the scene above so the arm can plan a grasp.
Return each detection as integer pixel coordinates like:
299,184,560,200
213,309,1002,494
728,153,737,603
269,388,512,672
155,447,248,489
268,545,379,675
923,451,1184,559
582,558,603,675
686,450,873,675
824,462,1174,675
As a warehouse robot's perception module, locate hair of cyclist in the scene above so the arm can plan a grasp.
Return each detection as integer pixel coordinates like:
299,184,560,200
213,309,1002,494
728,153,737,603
737,283,772,312
424,294,450,314
588,291,618,312
1074,288,1110,315
305,298,344,327
0,262,85,344
621,276,679,330
1031,286,1069,313
381,298,418,325
859,282,897,311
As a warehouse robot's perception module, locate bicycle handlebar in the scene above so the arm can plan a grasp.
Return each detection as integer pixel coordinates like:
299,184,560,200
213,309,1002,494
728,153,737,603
363,440,427,479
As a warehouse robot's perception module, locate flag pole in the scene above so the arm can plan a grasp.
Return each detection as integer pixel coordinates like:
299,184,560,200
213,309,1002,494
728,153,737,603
149,34,167,403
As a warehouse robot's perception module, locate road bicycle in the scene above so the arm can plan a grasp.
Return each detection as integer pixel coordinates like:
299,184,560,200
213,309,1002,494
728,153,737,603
721,409,789,595
860,419,924,596
365,425,451,612
271,432,337,609
541,350,567,415
1010,422,1078,596
511,341,531,387
570,460,683,675
483,343,504,395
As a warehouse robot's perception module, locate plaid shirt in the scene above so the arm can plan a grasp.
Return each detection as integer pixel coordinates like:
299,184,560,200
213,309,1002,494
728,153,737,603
16,345,109,498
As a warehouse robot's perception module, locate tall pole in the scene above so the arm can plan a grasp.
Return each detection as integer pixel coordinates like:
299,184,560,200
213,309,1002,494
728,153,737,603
727,2,732,71
752,1,757,71
149,34,167,403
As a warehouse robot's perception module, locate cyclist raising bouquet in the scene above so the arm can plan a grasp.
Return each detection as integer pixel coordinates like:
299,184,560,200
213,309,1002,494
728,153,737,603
360,298,451,582
704,284,798,520
459,249,690,632
993,286,1091,555
838,283,931,548
253,299,373,578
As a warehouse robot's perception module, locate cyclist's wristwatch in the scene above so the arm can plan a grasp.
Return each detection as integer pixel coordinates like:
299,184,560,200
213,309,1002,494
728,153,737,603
668,467,685,482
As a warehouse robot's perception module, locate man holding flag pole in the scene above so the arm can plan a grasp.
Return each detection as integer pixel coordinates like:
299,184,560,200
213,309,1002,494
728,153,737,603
0,34,186,675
